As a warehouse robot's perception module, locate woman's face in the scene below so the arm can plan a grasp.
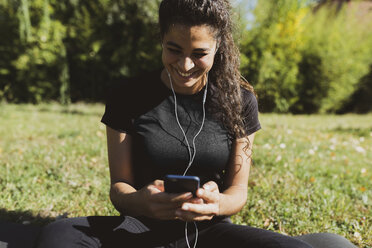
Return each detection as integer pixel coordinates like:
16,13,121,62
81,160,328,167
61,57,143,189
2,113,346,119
162,24,218,94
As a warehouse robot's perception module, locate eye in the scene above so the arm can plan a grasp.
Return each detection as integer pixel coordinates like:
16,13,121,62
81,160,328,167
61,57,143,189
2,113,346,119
167,48,182,54
193,53,208,59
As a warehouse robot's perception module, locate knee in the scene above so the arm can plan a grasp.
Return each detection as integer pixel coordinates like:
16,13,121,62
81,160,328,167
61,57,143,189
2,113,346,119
264,236,313,248
35,218,84,248
295,233,357,248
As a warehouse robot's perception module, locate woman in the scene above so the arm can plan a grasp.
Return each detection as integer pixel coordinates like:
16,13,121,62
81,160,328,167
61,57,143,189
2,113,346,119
36,0,357,247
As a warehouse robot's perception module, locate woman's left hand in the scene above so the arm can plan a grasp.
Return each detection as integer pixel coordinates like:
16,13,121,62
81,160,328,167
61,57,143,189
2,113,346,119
175,181,220,222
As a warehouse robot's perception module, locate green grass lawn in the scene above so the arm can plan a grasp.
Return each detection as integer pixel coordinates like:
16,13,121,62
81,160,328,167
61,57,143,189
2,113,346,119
0,103,371,247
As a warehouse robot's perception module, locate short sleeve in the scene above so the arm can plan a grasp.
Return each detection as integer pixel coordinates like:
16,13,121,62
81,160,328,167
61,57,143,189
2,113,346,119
101,82,134,134
241,89,261,136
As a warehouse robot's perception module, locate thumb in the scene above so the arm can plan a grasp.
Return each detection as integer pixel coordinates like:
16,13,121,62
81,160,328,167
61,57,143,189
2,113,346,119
150,180,165,192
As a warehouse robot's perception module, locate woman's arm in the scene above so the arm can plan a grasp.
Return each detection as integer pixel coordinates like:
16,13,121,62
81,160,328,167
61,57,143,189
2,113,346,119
175,133,255,221
218,133,254,215
106,126,193,219
106,126,138,215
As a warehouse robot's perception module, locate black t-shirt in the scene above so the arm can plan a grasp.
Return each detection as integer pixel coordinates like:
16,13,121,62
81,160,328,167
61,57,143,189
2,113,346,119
101,69,261,191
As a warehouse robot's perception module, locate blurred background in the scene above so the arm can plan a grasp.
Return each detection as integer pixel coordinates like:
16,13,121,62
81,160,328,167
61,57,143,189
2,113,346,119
0,0,371,113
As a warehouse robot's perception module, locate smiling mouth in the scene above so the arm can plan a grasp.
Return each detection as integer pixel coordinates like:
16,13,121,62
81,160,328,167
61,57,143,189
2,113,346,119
174,68,197,78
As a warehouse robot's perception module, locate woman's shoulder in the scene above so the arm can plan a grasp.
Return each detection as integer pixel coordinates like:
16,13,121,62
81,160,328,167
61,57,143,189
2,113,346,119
105,69,164,102
101,69,166,132
109,69,162,92
240,86,258,107
239,86,261,134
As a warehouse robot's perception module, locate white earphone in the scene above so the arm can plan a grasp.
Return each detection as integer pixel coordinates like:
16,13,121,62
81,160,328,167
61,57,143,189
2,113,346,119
166,68,208,248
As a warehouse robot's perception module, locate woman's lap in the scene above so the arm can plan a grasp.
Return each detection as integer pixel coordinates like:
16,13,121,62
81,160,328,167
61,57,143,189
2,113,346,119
35,216,120,248
197,222,311,248
35,216,356,248
294,233,358,248
36,216,184,248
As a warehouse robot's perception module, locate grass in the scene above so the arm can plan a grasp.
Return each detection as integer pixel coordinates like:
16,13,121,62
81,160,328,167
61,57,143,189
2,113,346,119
0,103,371,247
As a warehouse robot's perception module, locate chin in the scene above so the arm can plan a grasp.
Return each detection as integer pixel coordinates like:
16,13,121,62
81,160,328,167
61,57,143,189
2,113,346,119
173,79,197,88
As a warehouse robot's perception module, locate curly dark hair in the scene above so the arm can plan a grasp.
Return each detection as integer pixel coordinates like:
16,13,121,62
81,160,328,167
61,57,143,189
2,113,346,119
159,0,255,139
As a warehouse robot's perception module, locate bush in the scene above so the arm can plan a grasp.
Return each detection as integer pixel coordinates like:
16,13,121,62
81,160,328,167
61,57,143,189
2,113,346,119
0,0,162,103
0,0,68,103
240,0,308,113
340,65,372,113
53,0,162,102
1,0,372,111
240,0,372,113
296,4,372,113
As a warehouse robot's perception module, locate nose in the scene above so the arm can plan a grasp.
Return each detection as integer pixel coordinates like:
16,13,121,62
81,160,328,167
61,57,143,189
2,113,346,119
178,56,195,72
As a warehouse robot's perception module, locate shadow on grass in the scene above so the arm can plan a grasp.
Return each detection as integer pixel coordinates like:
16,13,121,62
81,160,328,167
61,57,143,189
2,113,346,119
0,209,57,248
38,106,103,117
7,104,103,117
0,208,55,226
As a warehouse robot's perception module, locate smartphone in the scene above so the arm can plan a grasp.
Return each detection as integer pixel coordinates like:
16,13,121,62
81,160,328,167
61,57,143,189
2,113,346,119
164,175,200,196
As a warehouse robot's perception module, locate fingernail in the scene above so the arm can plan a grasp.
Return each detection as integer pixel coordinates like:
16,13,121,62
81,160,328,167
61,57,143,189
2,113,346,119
185,192,192,197
203,185,210,190
182,204,189,210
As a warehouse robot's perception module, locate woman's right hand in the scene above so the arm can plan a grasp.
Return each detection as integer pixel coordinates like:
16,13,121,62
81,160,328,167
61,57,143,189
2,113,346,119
138,180,194,220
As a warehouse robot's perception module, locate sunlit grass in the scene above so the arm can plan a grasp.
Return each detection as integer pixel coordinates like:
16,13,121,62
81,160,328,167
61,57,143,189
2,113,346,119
0,104,371,247
239,114,372,247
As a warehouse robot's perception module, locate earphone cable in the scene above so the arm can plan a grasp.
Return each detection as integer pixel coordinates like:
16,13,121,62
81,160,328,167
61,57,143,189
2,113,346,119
167,71,208,176
184,75,208,176
185,221,199,248
166,69,208,248
168,74,193,164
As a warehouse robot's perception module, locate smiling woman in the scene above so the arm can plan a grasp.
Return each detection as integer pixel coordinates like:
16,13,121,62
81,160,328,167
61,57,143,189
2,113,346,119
34,1,358,248
161,25,217,95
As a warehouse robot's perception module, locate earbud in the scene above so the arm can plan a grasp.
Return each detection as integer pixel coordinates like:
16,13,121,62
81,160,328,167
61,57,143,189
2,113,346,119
203,73,209,103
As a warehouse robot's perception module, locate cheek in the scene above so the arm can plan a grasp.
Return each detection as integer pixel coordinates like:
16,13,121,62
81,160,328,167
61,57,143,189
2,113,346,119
196,56,215,70
162,51,178,65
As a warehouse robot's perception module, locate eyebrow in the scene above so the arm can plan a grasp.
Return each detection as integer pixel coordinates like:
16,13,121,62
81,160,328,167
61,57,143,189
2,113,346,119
166,41,211,52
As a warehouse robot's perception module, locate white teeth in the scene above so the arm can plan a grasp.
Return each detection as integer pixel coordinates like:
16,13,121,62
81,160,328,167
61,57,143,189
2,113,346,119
177,70,193,77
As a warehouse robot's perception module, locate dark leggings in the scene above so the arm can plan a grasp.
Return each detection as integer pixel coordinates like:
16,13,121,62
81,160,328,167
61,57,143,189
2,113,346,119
35,216,357,248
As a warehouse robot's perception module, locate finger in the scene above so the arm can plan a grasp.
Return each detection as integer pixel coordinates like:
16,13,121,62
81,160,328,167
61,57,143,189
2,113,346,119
196,188,219,203
147,180,164,194
147,201,188,220
202,181,219,192
147,185,162,194
152,191,193,204
152,180,164,192
170,192,194,203
181,202,218,216
187,197,203,204
175,209,214,222
152,206,181,220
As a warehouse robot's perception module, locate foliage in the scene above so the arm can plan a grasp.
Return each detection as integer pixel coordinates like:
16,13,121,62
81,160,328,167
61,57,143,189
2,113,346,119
0,0,68,103
1,0,371,112
296,3,372,113
0,103,371,247
341,65,372,114
240,0,372,113
52,0,162,102
0,0,162,103
240,0,309,112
